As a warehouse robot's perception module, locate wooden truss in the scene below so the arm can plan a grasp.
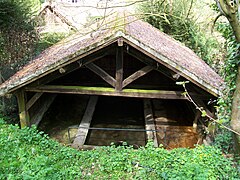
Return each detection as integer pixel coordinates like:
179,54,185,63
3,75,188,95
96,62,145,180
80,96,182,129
16,41,213,130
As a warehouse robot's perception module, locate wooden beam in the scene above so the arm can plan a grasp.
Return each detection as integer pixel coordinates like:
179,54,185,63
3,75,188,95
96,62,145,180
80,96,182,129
122,66,153,88
85,63,116,87
115,46,123,91
72,96,98,148
143,99,158,147
16,90,30,128
117,38,124,47
25,85,213,100
126,48,177,81
26,92,43,110
31,94,56,126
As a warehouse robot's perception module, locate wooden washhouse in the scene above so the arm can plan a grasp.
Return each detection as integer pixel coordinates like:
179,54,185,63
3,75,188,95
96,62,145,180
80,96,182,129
0,12,224,149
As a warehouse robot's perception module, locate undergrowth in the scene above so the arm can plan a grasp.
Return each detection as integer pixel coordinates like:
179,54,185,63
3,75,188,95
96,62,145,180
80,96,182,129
0,118,239,179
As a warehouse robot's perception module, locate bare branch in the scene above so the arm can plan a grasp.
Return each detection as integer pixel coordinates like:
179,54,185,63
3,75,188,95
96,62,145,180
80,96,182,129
186,0,194,19
211,13,224,33
63,0,147,9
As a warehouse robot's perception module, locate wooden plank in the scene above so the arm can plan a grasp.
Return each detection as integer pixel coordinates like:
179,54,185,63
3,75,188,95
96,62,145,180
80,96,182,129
31,94,56,126
143,99,158,147
16,90,30,128
86,63,116,87
25,85,212,100
122,66,153,88
115,46,123,91
72,96,98,148
26,92,43,110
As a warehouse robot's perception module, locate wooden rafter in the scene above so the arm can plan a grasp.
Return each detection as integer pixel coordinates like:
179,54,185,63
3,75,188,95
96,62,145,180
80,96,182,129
86,63,116,87
122,66,154,88
25,85,211,100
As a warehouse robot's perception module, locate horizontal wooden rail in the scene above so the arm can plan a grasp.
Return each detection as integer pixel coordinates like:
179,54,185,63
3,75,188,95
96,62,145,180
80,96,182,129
25,85,211,100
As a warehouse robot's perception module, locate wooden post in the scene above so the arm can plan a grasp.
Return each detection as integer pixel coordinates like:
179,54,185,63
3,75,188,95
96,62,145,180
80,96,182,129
143,99,159,147
72,96,98,148
16,90,30,128
115,42,124,91
193,111,201,132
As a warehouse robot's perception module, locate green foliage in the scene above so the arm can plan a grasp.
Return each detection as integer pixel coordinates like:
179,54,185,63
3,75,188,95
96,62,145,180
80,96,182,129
0,0,40,69
0,1,66,116
138,0,220,66
0,120,239,179
214,127,233,153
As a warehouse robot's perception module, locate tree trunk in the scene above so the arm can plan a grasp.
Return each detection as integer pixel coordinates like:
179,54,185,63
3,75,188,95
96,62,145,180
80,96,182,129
226,14,240,42
216,0,240,155
217,0,240,42
231,65,240,154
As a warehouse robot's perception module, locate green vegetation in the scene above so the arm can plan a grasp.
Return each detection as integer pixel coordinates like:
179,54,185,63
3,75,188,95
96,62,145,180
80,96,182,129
0,118,239,179
0,0,39,70
211,4,240,153
35,32,69,55
0,1,67,115
138,0,221,66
